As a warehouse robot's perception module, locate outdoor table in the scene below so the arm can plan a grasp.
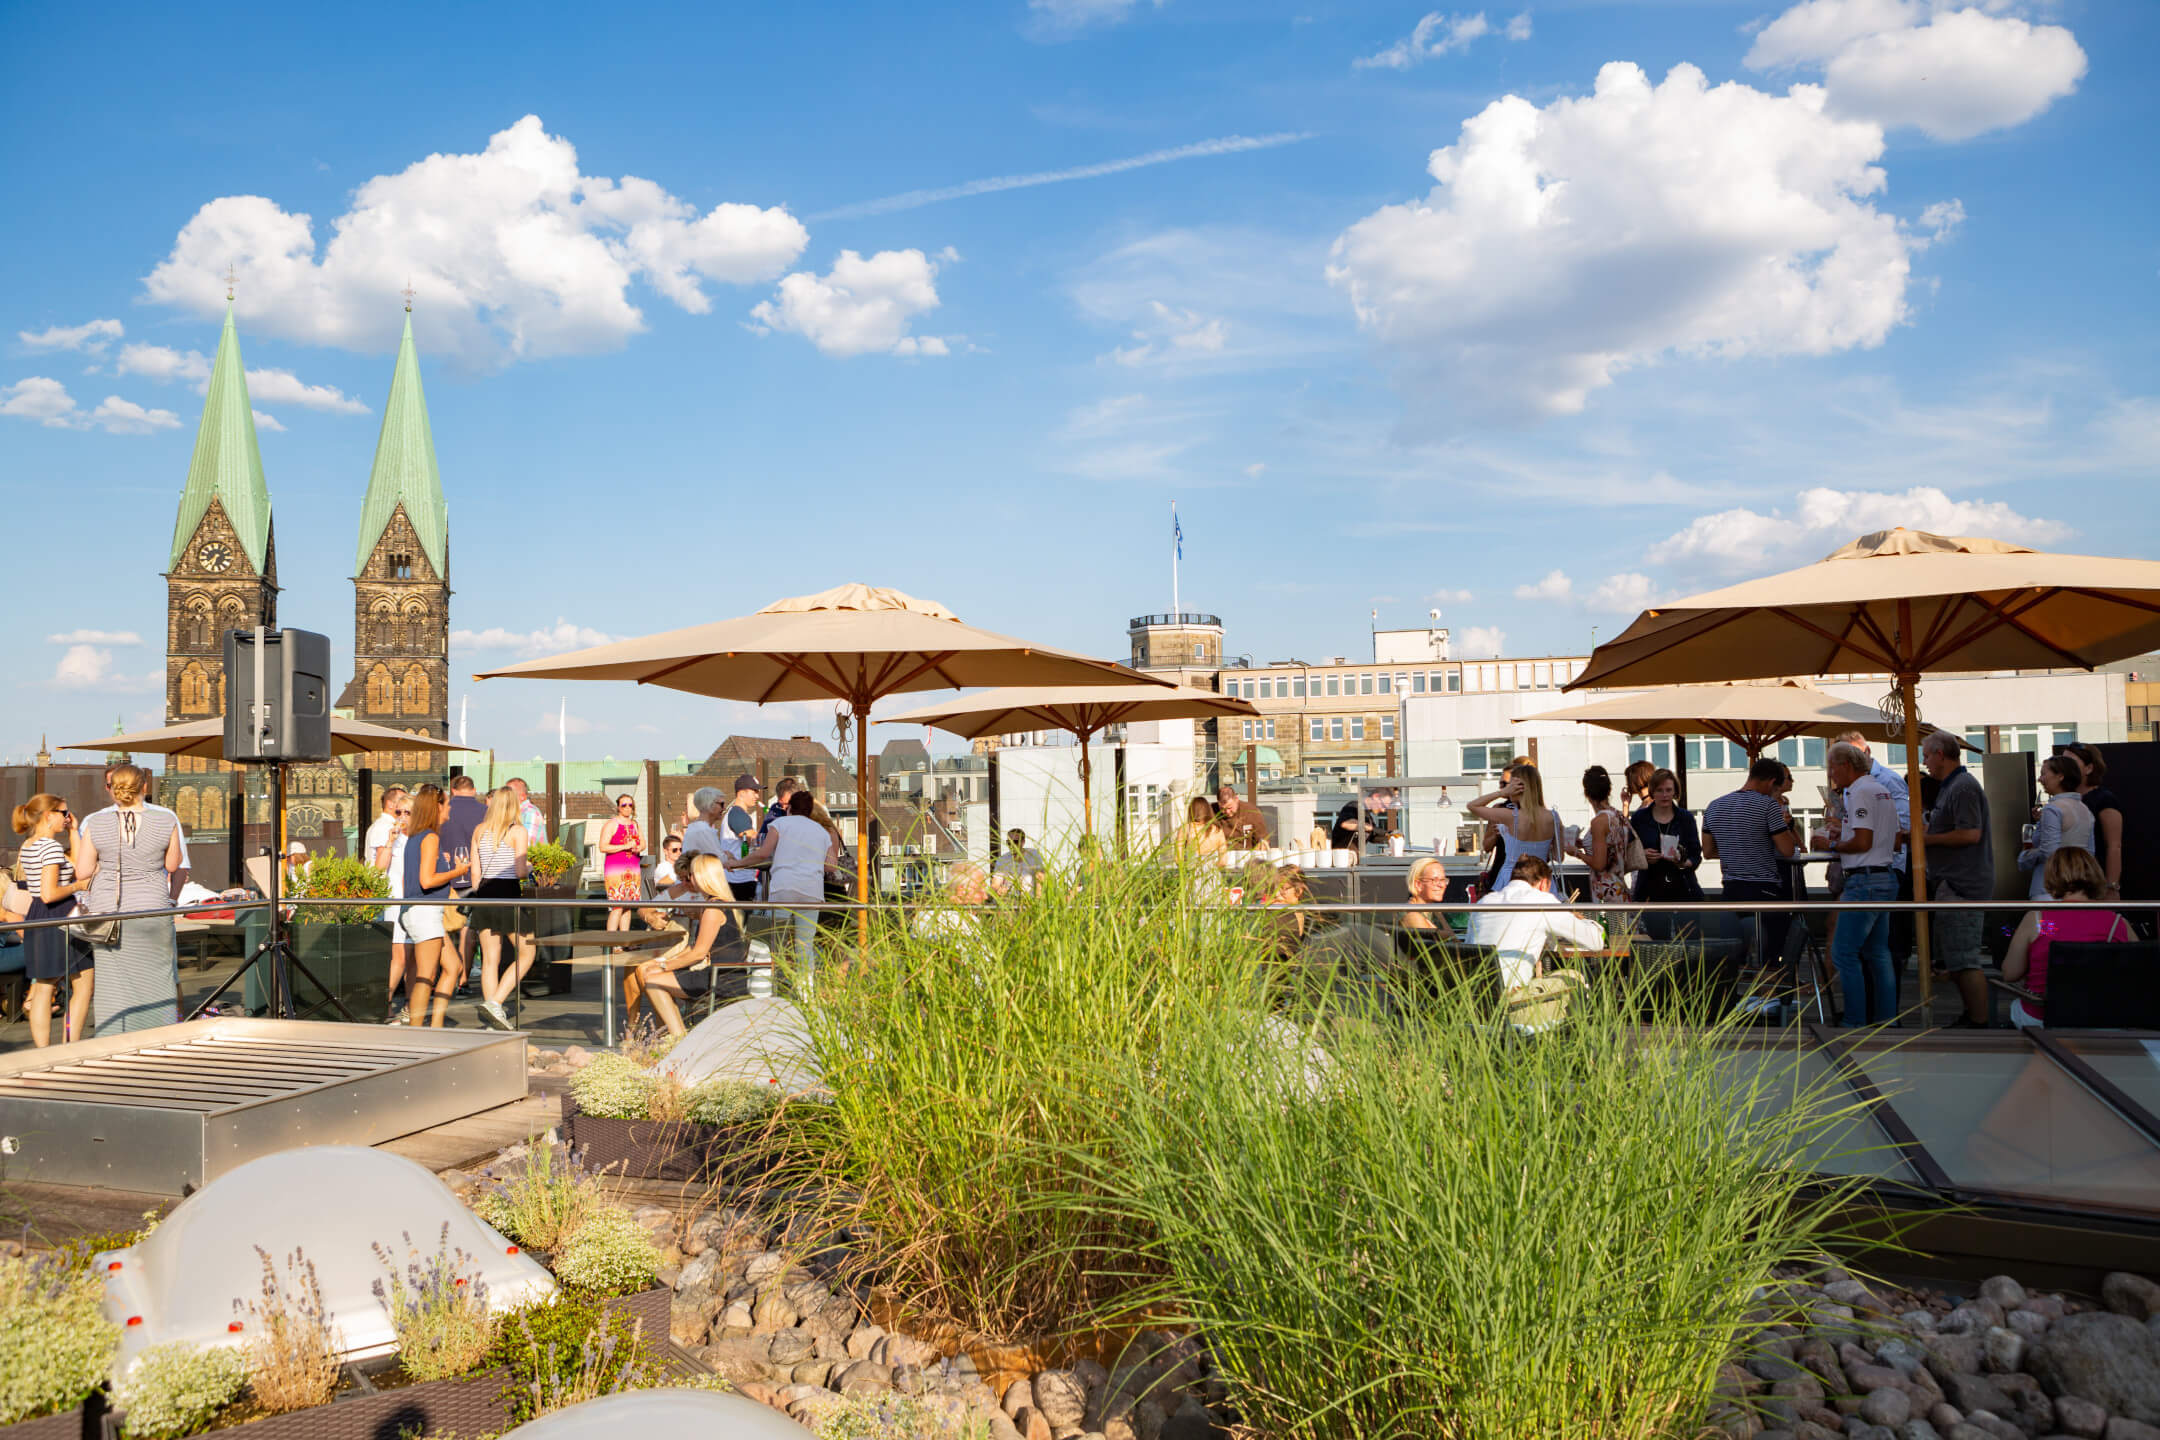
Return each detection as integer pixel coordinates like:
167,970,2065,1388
552,929,683,1048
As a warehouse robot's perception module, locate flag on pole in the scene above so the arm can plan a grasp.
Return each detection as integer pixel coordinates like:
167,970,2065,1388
558,698,567,759
1173,507,1183,560
458,695,468,748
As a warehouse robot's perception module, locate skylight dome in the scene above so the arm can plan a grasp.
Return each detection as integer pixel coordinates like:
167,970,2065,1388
501,1389,810,1438
99,1145,556,1373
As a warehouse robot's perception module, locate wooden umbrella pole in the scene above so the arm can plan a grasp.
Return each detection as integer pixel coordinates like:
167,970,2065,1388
1078,729,1094,839
855,699,872,950
1901,671,1931,1015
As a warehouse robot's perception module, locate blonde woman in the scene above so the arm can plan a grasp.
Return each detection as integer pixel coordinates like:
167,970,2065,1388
74,765,183,1032
1176,796,1229,864
12,794,92,1046
1468,763,1558,891
471,788,535,1031
627,853,743,1037
1401,855,1452,933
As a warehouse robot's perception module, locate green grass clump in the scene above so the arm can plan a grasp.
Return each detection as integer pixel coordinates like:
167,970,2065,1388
472,1141,598,1254
684,1078,778,1127
567,1053,656,1119
549,1206,660,1296
114,1343,248,1439
487,1296,652,1422
790,851,1280,1340
811,1393,993,1439
1082,976,1887,1440
0,1252,120,1424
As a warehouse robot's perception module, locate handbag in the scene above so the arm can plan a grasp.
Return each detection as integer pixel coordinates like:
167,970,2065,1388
1616,810,1649,875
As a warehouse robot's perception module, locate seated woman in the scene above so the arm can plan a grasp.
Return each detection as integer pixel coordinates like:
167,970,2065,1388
1257,863,1312,959
2002,847,2129,1029
626,854,748,1037
1400,855,1452,932
1175,796,1229,866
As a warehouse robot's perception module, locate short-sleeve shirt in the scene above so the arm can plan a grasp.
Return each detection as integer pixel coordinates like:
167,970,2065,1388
1702,788,1792,886
1841,774,1899,868
1926,766,1994,899
723,805,760,884
20,835,73,894
440,794,487,892
1218,804,1270,847
364,813,398,869
2083,785,2121,874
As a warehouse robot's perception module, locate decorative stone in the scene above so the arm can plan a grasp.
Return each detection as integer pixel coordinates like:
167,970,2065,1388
837,1360,895,1395
1863,1387,1913,1427
1015,1408,1054,1440
791,1360,832,1388
2105,1418,2160,1440
745,1251,789,1284
847,1324,886,1359
1928,1334,1986,1375
2027,1312,2160,1424
767,1328,816,1366
1977,1276,2027,1309
1036,1369,1089,1431
751,1289,799,1331
2105,1274,2160,1322
1980,1326,2023,1374
2053,1393,2108,1438
1005,1378,1038,1417
2007,1308,2050,1340
1896,1422,1942,1440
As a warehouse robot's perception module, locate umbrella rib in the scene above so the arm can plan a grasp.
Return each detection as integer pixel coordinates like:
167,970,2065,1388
878,652,960,697
1935,590,2092,672
1578,607,1755,685
1848,610,1907,671
2062,587,2160,617
641,654,711,687
1917,589,2051,670
1914,594,1974,668
759,654,848,706
1769,607,1898,674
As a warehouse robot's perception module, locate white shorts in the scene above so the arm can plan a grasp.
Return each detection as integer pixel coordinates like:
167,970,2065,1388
395,905,446,945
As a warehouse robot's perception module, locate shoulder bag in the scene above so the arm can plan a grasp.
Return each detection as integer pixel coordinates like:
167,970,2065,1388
1618,810,1649,875
72,826,123,947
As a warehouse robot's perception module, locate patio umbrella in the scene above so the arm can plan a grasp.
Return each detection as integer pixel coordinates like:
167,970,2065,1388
472,584,1169,921
880,683,1259,836
1568,528,2160,997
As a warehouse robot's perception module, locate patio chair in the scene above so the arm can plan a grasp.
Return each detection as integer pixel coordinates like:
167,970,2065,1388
2037,941,2160,1029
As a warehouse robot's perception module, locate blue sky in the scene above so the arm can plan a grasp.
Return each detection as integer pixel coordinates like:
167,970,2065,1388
4,0,2153,764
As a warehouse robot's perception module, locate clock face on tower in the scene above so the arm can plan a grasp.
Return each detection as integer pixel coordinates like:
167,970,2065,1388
197,541,234,574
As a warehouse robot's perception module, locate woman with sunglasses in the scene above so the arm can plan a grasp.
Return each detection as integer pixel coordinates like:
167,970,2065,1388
598,793,644,937
11,794,92,1046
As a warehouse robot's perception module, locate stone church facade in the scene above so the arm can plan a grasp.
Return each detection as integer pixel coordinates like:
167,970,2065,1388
162,304,448,858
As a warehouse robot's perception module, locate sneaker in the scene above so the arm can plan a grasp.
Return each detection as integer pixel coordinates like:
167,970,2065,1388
383,1000,409,1025
479,999,512,1031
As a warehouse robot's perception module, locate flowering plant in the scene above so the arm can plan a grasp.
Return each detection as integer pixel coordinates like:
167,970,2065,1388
527,842,578,886
289,854,389,925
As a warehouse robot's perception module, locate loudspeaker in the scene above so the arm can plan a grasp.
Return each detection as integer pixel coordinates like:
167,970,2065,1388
223,627,333,763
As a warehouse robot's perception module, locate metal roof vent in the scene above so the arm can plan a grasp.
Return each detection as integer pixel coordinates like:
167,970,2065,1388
99,1145,556,1374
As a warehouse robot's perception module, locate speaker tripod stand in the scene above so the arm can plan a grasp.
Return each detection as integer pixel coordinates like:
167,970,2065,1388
185,760,355,1023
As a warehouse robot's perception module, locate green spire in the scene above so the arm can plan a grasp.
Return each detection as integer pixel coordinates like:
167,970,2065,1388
355,312,447,579
168,305,272,572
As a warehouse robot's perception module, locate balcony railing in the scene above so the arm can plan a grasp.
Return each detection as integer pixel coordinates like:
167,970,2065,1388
1128,612,1222,629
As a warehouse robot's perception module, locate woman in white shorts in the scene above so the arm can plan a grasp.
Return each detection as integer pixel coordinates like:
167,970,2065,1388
398,784,469,1027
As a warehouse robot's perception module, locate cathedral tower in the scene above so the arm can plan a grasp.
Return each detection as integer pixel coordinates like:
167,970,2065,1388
166,304,277,727
344,308,449,745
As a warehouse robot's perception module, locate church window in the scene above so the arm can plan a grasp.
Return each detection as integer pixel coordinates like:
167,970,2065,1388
391,552,413,580
183,602,211,650
371,604,393,650
367,664,394,714
404,604,431,653
179,664,211,714
401,667,430,716
174,788,200,830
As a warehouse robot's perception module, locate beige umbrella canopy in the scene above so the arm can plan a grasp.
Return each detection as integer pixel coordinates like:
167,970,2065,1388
1569,528,2160,1000
1517,680,1957,759
63,715,465,761
474,584,1169,910
880,684,1258,835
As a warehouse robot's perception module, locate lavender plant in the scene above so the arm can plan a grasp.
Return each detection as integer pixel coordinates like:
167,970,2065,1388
371,1225,498,1382
234,1245,340,1413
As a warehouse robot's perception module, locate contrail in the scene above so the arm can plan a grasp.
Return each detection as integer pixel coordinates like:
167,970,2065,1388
810,132,1314,221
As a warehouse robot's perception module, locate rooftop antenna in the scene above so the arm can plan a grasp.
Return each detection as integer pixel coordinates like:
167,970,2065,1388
223,264,237,302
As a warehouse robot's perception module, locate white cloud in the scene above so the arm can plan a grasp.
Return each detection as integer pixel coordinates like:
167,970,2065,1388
1329,62,1914,424
453,619,621,660
47,645,161,693
1514,568,1573,601
749,249,950,358
1027,0,1160,38
1587,571,1662,613
1910,199,1965,250
117,343,211,383
1356,11,1527,69
19,319,123,355
1110,301,1228,366
143,115,809,367
1646,484,2070,577
89,396,181,433
1458,625,1508,658
48,629,144,646
1243,462,1268,478
3,377,182,434
1426,587,1476,604
1744,1,2085,141
2,377,82,427
251,409,286,433
118,344,367,415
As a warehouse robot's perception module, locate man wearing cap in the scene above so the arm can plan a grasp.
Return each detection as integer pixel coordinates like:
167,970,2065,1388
723,774,765,903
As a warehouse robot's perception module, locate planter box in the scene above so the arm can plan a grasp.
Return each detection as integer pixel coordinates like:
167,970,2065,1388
559,1095,776,1187
601,1283,672,1341
104,1365,512,1440
0,1392,104,1440
290,923,394,1018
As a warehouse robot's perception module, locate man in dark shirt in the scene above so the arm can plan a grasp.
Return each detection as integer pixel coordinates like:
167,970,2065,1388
441,775,489,986
1922,730,1994,1026
1703,758,1799,966
1215,783,1271,848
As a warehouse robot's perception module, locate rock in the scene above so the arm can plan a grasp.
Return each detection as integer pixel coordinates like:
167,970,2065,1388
750,1289,798,1331
767,1328,815,1366
1133,1400,1167,1440
2008,1309,2052,1340
1905,1312,1942,1333
1162,1396,1222,1440
1930,1403,1964,1431
846,1324,885,1359
1774,1378,1827,1404
677,1249,721,1293
669,1294,717,1347
984,1416,1024,1440
1849,1428,1896,1440
1005,1379,1038,1417
699,1336,780,1386
1036,1369,1089,1431
2028,1313,2160,1424
2106,1419,2160,1440
744,1251,789,1285
1961,1412,2021,1440
1828,1280,1879,1306
2054,1393,2108,1438
1754,1355,1812,1384
837,1360,895,1395
790,1360,831,1388
1930,1335,1988,1376
1945,1302,2006,1335
719,1298,754,1330
1864,1388,1915,1428
563,1044,590,1067
1980,1276,2029,1310
1935,1372,2014,1419
1013,1408,1053,1440
876,1334,942,1369
2105,1275,2160,1323
1982,1327,2025,1374
1896,1422,1942,1440
1792,1424,1839,1440
2029,1297,2071,1322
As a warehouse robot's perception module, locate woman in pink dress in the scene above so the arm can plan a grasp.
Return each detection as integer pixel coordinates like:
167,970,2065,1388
2001,847,2130,1029
599,793,644,937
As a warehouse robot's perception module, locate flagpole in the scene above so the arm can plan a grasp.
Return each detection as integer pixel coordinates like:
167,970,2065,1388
1171,501,1181,618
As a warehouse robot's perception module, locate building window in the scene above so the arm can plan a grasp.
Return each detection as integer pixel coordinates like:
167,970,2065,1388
1382,716,1396,741
1962,723,2078,753
1460,738,1515,774
1412,672,1427,694
1326,676,1340,697
1330,717,1345,741
1626,735,1674,770
1377,673,1392,695
1772,737,1827,768
1446,670,1462,693
1534,662,1552,688
1360,674,1374,695
390,552,413,580
1310,717,1325,742
1258,678,1273,699
1240,679,1253,699
1265,719,1276,740
1293,677,1306,697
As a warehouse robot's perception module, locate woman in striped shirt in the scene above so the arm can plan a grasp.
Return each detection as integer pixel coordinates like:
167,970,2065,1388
11,793,93,1046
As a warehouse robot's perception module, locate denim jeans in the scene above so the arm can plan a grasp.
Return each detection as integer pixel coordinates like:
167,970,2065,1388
1832,869,1899,1026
